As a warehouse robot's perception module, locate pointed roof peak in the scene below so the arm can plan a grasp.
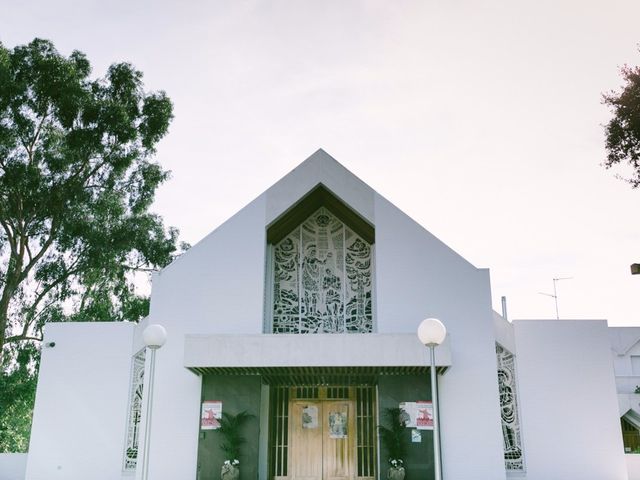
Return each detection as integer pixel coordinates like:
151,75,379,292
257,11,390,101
264,148,375,228
298,148,343,169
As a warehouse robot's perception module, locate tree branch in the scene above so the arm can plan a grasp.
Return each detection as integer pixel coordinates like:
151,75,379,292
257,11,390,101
27,112,49,163
28,263,81,317
0,219,17,257
18,220,58,283
5,334,43,343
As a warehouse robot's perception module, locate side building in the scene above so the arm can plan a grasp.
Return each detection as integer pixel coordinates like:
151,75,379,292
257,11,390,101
25,150,629,480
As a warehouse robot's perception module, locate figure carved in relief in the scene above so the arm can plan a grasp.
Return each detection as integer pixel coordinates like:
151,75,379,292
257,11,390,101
273,207,373,334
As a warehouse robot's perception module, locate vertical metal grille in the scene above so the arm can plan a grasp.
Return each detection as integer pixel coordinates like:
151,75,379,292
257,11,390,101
295,386,319,399
269,385,376,479
356,386,376,478
327,386,349,399
269,386,289,477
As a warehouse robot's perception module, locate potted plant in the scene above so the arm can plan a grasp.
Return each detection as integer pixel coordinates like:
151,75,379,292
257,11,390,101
216,410,253,480
378,407,407,480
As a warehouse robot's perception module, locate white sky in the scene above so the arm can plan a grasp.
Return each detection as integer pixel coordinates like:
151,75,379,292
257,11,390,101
2,0,640,325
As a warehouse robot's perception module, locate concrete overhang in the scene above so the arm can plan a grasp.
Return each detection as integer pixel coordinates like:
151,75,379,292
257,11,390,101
183,333,451,381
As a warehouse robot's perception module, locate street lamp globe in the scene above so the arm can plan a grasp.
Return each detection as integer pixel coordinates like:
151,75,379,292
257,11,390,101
417,318,447,346
143,324,167,349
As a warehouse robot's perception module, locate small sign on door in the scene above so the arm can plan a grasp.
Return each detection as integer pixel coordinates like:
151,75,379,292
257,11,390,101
328,411,347,438
302,405,318,429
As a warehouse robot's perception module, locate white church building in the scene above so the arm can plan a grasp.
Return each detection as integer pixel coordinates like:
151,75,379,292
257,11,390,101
17,150,637,480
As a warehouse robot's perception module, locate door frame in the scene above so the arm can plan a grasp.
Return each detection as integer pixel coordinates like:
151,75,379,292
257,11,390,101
269,386,377,480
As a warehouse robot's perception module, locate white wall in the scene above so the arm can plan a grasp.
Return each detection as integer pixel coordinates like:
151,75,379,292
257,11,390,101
25,322,135,480
626,455,640,480
140,194,267,480
514,320,627,480
139,150,382,480
183,333,452,368
374,195,507,480
0,453,27,480
140,150,508,480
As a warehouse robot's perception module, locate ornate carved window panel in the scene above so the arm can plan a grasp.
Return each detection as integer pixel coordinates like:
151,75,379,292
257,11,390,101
496,344,525,472
123,349,145,471
271,206,373,334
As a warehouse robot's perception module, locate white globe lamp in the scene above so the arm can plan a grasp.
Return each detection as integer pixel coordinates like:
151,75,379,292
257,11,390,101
417,318,447,346
143,324,167,349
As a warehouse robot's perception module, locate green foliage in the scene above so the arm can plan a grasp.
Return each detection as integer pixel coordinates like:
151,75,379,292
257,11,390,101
0,38,186,360
0,345,37,452
216,411,254,461
378,407,407,462
0,37,188,451
603,55,640,188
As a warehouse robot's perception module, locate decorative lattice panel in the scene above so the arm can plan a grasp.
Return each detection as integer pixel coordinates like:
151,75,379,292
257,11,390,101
272,207,372,334
496,344,524,471
123,349,145,471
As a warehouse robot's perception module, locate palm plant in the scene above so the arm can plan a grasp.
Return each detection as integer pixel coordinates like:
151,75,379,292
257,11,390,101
378,407,407,465
216,411,254,462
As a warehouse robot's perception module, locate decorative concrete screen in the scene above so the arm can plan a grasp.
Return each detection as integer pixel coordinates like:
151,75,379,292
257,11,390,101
272,207,373,334
123,349,145,471
496,344,525,471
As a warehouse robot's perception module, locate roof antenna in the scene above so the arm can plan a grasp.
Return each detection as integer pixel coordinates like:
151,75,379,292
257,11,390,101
539,277,573,320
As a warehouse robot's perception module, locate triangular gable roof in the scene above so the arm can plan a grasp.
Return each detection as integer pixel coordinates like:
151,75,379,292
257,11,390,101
263,149,375,228
609,327,640,355
623,409,640,429
161,148,478,275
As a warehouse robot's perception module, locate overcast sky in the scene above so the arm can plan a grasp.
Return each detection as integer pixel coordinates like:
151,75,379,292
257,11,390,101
2,0,640,325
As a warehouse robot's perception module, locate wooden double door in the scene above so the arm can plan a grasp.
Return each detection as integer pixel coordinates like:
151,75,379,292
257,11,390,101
287,399,356,480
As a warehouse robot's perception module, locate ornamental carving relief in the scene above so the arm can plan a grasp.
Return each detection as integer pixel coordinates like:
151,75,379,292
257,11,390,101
272,207,372,333
496,344,524,471
123,350,145,471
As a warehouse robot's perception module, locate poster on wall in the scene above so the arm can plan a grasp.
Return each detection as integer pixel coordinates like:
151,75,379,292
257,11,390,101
399,401,434,430
201,400,222,430
302,405,319,429
415,401,434,430
328,411,348,438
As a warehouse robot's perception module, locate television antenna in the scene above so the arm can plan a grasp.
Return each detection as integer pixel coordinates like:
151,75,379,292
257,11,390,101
538,277,573,320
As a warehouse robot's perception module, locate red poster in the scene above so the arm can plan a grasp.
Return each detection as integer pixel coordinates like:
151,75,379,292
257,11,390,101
201,400,222,430
416,401,433,430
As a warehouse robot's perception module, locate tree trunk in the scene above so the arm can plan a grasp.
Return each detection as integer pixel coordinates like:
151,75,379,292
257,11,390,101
0,264,22,362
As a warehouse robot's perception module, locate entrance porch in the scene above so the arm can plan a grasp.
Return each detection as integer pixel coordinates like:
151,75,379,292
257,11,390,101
185,334,451,480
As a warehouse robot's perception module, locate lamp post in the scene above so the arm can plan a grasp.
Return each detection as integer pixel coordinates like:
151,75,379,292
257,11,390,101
140,324,167,480
417,318,447,480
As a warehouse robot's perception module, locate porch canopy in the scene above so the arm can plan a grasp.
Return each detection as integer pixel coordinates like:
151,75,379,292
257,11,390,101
184,333,451,384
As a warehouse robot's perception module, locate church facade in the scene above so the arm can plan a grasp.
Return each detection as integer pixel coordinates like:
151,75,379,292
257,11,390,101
23,150,628,480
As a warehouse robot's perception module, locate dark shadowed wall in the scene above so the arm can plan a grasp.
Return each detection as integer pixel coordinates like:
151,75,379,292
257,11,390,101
378,374,433,480
197,376,262,480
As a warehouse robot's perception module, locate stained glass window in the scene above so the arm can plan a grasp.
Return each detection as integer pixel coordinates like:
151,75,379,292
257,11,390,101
496,344,525,471
272,207,373,333
123,349,145,471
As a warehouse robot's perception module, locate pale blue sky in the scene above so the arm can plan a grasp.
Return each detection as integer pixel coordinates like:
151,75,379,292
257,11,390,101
2,0,640,324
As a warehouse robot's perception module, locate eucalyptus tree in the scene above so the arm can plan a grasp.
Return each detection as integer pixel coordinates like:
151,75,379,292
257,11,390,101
0,38,184,363
603,57,640,187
